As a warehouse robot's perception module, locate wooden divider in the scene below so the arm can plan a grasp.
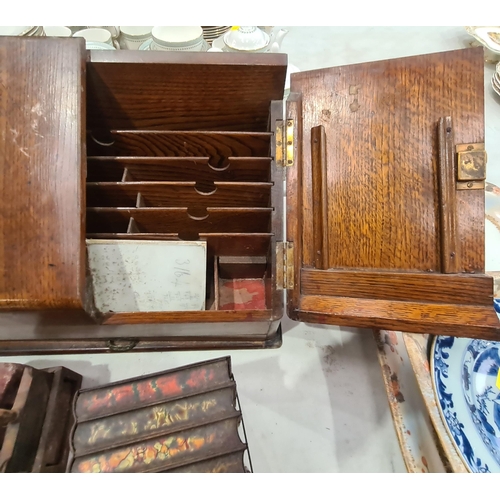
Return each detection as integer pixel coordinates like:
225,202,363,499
86,182,272,208
87,158,272,183
87,131,272,158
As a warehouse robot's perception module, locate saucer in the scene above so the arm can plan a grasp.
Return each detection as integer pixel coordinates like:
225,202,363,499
211,34,270,53
466,26,500,55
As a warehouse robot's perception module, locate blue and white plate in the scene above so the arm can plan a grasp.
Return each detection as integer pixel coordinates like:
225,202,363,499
432,336,500,472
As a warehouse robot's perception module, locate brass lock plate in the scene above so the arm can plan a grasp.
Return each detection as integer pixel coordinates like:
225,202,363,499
456,143,487,181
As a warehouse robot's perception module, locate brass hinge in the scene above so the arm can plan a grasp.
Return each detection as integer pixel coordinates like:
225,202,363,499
275,119,294,167
456,143,487,190
276,241,294,290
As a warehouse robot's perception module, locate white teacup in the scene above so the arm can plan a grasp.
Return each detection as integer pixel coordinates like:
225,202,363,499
118,26,153,50
43,26,72,37
73,28,114,46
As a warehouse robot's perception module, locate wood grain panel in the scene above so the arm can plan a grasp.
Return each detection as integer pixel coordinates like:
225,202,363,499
87,131,271,160
87,157,271,183
87,51,287,132
298,296,500,340
301,269,493,306
0,38,86,310
291,47,485,272
456,187,485,273
86,208,272,234
86,182,271,208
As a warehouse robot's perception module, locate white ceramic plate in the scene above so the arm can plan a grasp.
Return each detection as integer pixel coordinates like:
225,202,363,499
432,335,500,473
211,34,269,53
466,26,500,54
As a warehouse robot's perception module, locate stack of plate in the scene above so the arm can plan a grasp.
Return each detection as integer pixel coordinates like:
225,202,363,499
201,26,230,45
0,26,44,37
492,62,500,97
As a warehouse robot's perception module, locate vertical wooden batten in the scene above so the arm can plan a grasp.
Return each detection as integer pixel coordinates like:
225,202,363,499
311,125,329,270
437,116,459,274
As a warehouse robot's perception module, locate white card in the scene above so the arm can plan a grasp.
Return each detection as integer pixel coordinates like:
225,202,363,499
87,240,207,313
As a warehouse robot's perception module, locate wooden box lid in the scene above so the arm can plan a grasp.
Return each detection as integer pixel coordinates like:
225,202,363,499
0,37,87,310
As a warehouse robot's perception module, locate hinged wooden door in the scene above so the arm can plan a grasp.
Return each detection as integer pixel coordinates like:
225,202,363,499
286,47,500,339
0,37,87,310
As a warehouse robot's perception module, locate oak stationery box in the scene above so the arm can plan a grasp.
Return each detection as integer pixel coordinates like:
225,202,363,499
0,37,498,355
